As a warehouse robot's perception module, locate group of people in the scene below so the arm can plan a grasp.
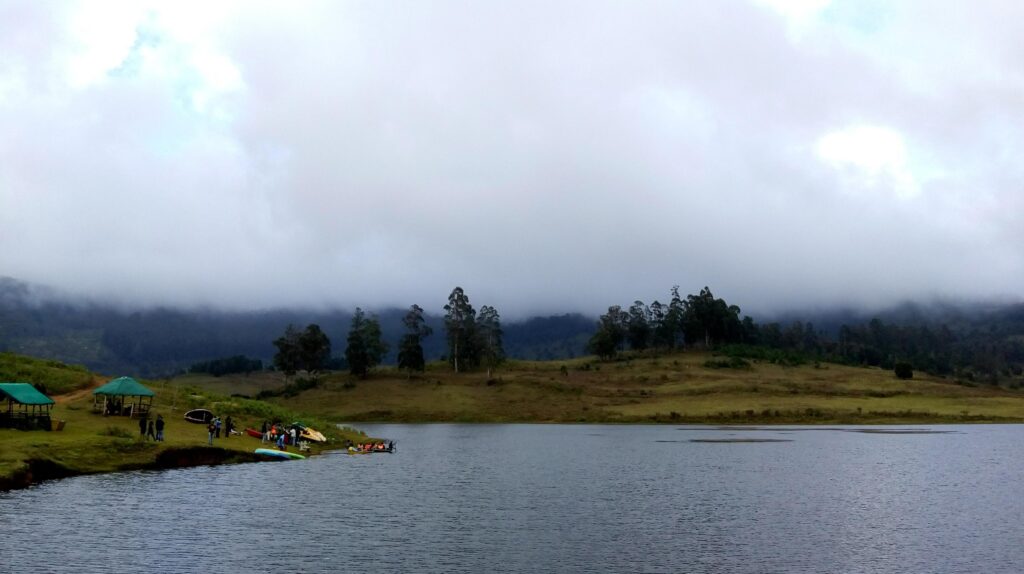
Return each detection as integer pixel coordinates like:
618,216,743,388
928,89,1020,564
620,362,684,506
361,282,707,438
259,421,304,450
206,415,234,445
138,414,165,441
351,441,395,453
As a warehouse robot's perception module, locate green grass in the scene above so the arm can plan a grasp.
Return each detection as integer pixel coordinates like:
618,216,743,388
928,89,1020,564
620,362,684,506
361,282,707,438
0,352,99,394
0,360,372,489
220,351,1024,424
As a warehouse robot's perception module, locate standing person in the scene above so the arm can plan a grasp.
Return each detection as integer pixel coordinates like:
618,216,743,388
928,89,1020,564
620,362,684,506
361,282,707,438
155,414,165,442
208,421,215,445
139,415,147,436
146,419,156,441
290,427,297,447
225,415,233,438
214,417,222,438
260,420,268,443
276,430,285,450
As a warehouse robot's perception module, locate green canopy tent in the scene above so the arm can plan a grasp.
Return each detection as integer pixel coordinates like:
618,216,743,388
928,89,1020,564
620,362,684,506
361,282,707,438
0,382,55,430
92,377,155,418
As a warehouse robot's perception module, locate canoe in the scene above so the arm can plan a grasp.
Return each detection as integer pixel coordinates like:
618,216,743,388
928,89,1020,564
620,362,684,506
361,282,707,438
244,428,262,439
254,448,305,460
184,409,214,424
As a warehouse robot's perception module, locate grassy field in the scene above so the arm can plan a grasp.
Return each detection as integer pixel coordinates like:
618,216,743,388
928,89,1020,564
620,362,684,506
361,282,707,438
0,357,371,489
205,351,1024,424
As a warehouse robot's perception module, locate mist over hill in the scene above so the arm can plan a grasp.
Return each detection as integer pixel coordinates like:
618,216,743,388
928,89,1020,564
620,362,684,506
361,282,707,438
0,277,595,376
1,276,1023,380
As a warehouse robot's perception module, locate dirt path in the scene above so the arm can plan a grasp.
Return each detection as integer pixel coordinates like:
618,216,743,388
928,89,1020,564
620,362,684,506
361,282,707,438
53,378,103,404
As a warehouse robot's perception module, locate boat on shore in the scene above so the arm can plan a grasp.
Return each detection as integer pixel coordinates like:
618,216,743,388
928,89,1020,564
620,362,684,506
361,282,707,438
244,427,263,439
183,409,214,424
254,448,305,460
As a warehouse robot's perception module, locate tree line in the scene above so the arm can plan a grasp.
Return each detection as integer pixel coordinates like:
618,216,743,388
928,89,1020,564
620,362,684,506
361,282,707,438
271,286,505,379
588,286,1024,384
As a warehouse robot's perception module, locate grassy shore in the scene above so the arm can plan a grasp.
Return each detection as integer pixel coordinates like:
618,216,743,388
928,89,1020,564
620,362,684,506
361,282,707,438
0,355,369,490
221,351,1024,424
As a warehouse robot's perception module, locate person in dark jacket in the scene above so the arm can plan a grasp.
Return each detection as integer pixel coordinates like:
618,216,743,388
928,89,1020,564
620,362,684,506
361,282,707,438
155,414,165,442
139,415,147,436
146,419,156,441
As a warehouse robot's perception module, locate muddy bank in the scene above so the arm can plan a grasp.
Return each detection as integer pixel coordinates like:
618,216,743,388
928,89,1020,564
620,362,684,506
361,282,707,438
1,447,266,492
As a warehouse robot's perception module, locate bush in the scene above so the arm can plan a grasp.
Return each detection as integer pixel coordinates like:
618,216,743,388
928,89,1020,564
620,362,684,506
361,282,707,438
894,362,914,380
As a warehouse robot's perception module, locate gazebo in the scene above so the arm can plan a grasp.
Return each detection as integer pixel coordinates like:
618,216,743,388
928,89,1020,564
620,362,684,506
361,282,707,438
92,377,155,418
0,382,55,430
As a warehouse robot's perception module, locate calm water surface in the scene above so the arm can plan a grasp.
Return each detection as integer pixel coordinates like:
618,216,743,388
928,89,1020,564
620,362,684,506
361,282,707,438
2,424,1023,573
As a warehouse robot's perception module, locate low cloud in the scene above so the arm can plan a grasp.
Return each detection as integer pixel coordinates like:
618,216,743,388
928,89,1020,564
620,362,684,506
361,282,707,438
1,1,1022,317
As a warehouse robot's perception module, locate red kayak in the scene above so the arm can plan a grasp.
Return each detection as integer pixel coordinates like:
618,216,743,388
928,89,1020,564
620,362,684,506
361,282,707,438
244,428,263,439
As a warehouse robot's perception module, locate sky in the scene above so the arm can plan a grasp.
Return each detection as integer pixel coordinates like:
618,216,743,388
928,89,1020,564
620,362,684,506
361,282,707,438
1,0,1022,317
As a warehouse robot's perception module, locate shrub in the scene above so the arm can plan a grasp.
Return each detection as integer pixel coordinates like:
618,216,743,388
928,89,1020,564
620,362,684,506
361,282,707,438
894,362,914,380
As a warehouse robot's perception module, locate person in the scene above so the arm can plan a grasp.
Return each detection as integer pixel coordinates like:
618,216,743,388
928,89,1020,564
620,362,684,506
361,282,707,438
207,421,215,445
155,414,165,442
276,430,286,450
224,416,233,439
138,415,147,436
290,427,297,446
146,419,156,441
214,417,222,438
260,420,269,443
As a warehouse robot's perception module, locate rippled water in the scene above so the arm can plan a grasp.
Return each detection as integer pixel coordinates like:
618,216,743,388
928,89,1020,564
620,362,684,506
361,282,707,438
2,424,1023,573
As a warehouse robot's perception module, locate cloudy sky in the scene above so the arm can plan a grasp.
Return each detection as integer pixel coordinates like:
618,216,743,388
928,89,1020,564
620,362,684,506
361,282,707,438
1,1,1022,316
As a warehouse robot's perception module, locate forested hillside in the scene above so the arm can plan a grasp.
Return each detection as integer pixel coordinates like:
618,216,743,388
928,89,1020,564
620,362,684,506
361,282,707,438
2,276,1023,383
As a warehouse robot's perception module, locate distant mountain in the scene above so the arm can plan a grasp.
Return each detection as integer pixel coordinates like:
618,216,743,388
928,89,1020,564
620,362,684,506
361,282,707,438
0,277,595,377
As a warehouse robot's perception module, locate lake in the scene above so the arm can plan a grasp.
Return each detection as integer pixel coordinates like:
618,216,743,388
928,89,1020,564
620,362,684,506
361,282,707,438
2,424,1022,573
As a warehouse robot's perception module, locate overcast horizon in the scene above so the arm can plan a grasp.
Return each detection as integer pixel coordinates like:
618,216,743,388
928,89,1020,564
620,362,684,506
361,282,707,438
2,1,1023,318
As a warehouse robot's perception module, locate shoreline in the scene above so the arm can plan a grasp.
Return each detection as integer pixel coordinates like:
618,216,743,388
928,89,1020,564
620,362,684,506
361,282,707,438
0,446,270,492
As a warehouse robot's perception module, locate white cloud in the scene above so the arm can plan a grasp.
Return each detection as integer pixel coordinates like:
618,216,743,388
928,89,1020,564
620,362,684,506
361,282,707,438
815,125,919,199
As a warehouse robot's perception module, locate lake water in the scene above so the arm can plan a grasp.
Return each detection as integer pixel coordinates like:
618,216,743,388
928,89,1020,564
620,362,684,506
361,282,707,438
2,424,1023,573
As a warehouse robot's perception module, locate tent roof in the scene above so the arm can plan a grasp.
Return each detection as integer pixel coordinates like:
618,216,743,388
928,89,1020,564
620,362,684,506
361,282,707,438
92,377,155,397
0,382,55,405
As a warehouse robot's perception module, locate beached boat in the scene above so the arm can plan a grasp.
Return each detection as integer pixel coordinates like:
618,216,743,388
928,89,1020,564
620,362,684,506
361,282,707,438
255,448,305,460
183,408,214,424
244,427,263,439
292,422,327,443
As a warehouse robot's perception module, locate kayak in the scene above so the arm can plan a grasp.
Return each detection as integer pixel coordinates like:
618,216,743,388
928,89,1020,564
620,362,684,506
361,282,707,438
244,428,263,439
255,448,305,460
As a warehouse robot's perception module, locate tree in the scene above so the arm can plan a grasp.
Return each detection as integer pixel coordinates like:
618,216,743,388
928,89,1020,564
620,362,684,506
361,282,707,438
397,304,432,376
444,287,477,373
298,324,331,379
894,362,914,380
477,305,505,374
682,286,742,348
345,308,388,378
273,323,332,380
587,305,627,360
626,300,651,351
272,324,302,377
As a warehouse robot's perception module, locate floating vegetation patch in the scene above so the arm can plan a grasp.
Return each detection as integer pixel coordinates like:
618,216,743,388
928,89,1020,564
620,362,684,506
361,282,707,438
689,438,793,443
845,429,958,435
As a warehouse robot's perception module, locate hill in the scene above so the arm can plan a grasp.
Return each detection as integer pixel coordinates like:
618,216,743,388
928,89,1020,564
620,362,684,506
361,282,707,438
208,351,1024,424
0,277,595,377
